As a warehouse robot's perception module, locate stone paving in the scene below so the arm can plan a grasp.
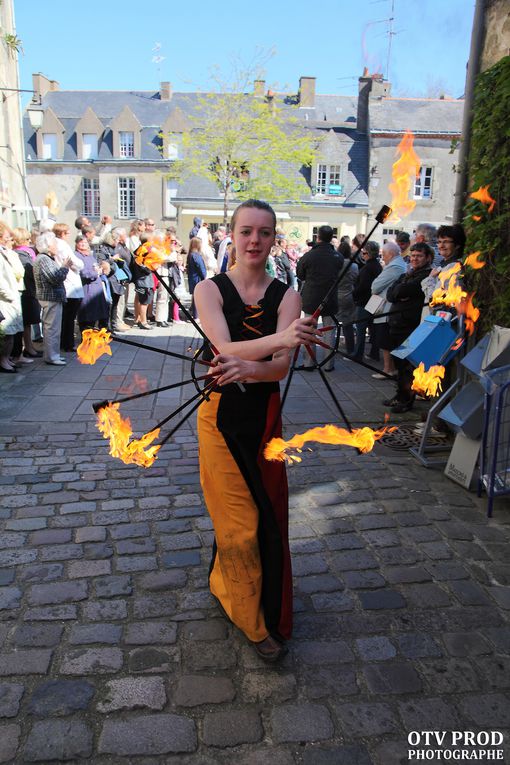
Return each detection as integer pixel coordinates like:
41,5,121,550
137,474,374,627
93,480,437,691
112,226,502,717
0,322,509,764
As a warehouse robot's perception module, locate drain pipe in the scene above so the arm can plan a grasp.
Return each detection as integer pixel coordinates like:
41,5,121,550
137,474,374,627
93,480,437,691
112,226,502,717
453,0,486,224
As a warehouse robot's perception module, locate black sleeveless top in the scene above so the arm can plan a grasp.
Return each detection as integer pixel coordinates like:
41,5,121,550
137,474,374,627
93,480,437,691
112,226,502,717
202,273,289,363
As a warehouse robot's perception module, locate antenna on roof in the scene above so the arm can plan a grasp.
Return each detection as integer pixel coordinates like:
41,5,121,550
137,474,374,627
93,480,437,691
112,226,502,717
365,0,400,81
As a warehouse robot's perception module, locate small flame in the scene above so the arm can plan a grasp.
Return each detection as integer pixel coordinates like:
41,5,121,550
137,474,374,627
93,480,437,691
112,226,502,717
472,215,482,222
96,402,161,467
470,185,496,214
387,130,421,223
135,243,167,270
450,337,464,351
430,263,466,308
411,362,445,397
264,424,393,463
463,251,485,270
458,294,480,336
77,328,112,365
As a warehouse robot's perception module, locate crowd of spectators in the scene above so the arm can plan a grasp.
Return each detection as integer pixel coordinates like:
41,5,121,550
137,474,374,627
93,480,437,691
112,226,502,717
0,211,464,414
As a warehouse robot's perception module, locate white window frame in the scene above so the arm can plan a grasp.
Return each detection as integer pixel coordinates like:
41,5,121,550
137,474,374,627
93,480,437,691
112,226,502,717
42,133,57,160
316,164,343,195
82,178,100,218
167,142,179,160
414,166,433,199
119,131,135,158
118,177,136,218
165,180,178,217
82,133,98,160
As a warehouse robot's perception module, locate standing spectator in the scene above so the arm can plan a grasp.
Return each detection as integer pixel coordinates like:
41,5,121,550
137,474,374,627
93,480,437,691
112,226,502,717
370,241,407,378
75,236,110,333
143,218,156,236
197,222,216,278
415,223,441,267
111,227,132,330
349,241,382,361
296,225,342,371
33,231,70,366
383,242,433,412
54,223,84,352
130,236,155,330
189,216,202,239
336,240,357,355
11,227,42,359
96,231,131,332
396,231,411,262
127,219,145,254
187,237,206,320
0,223,24,372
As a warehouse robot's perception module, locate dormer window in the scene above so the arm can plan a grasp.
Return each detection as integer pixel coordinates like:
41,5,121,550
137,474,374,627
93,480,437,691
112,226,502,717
42,133,57,160
119,131,135,158
82,134,98,160
315,164,343,196
167,143,179,160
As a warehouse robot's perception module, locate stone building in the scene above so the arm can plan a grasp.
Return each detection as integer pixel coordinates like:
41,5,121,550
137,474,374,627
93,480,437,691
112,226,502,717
23,72,463,243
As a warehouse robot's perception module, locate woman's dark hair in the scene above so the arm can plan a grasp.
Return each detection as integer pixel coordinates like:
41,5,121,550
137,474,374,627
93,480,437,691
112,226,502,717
230,199,276,231
437,223,466,258
338,241,351,258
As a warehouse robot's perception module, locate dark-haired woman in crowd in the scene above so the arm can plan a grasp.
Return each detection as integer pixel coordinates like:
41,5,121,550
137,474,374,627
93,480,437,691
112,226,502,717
187,237,206,320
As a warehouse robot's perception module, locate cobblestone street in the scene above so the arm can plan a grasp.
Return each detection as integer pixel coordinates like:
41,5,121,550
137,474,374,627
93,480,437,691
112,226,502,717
0,323,509,764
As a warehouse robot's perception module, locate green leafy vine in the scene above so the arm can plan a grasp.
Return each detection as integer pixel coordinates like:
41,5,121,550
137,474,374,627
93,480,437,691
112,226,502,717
464,55,510,332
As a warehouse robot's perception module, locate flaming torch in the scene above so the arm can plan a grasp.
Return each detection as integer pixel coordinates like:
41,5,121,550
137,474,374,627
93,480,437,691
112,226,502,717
470,185,496,214
96,403,161,468
463,251,486,270
134,243,167,270
264,424,393,464
77,329,112,365
387,130,421,223
411,362,445,398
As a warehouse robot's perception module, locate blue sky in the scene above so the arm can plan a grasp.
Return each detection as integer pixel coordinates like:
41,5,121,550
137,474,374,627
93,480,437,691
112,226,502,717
14,0,474,100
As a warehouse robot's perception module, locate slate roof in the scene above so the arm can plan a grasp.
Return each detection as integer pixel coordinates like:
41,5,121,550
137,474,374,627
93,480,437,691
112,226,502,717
369,96,463,134
23,87,463,208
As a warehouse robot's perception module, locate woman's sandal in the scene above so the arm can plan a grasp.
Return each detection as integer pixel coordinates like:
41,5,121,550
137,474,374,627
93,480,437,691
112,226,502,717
253,635,288,663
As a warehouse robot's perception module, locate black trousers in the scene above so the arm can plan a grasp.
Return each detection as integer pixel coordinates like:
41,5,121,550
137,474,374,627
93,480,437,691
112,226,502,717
61,298,82,351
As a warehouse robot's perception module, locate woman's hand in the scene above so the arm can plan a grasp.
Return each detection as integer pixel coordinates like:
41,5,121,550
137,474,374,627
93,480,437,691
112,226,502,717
279,316,318,349
210,354,255,386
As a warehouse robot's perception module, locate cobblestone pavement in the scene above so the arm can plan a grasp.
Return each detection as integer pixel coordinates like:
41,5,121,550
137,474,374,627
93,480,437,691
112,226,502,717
0,323,509,764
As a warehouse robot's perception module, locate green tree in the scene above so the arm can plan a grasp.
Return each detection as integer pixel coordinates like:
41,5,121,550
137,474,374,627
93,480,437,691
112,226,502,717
164,67,317,224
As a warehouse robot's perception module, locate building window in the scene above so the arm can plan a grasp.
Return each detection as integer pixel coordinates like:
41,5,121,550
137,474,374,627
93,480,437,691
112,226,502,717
82,134,98,160
165,180,177,217
82,178,100,217
315,164,343,196
167,143,179,160
119,131,135,158
414,166,433,199
382,227,401,244
42,133,57,160
312,226,338,243
118,177,136,218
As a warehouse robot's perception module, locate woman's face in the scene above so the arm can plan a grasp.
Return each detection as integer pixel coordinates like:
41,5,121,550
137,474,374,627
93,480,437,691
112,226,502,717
76,239,90,256
231,208,275,267
0,229,13,247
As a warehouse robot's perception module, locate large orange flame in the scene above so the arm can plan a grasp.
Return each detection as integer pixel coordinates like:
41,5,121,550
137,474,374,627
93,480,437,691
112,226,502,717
387,130,421,223
77,328,112,365
411,362,445,397
430,263,466,307
463,251,485,270
96,403,161,467
470,185,496,214
458,294,480,337
135,243,167,270
264,424,393,464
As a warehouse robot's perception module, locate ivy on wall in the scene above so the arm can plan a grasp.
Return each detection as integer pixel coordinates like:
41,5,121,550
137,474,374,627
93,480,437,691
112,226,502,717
464,55,510,332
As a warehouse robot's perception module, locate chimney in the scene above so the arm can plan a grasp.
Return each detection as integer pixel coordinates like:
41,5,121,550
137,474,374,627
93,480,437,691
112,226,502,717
32,73,59,102
253,79,265,98
160,81,173,101
357,72,391,133
299,76,316,108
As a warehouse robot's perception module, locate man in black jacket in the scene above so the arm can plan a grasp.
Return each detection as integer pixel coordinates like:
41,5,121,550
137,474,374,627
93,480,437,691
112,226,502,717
296,225,342,371
349,241,382,361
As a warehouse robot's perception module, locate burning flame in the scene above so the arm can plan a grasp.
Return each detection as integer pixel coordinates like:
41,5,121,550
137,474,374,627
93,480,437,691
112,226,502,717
411,362,445,397
135,243,167,270
77,328,112,365
470,185,496,214
264,424,393,463
463,251,485,270
387,130,421,223
96,403,161,467
472,215,482,222
430,263,466,307
458,294,480,336
450,337,464,351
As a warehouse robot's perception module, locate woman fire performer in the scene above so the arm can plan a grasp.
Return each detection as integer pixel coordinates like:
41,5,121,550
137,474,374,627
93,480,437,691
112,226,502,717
194,199,318,662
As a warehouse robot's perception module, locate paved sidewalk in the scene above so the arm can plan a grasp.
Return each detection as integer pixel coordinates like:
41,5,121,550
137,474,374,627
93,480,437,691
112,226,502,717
0,323,509,764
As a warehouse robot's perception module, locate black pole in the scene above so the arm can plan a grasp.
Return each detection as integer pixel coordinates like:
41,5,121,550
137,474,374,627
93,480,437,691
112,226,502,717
92,374,209,413
111,334,212,367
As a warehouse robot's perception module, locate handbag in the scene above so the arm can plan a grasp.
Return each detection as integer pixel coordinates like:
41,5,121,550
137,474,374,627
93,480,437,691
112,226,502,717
364,294,386,315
